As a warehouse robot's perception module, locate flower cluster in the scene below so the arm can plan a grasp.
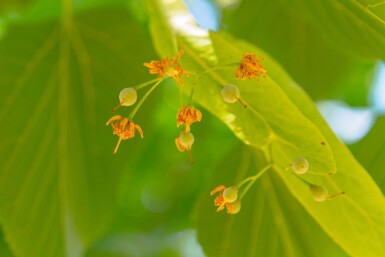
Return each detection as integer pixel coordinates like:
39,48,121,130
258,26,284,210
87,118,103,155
106,49,345,218
106,51,266,158
106,50,191,155
104,51,342,219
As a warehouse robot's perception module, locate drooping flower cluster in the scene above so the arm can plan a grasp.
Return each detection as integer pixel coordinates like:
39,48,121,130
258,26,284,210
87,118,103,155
106,50,270,155
105,48,346,218
105,50,347,219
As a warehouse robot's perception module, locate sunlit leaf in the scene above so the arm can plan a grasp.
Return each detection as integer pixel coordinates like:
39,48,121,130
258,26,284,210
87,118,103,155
146,1,385,256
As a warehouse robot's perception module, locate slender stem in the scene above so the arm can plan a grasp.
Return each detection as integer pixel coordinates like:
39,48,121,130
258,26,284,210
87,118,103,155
328,191,345,199
129,79,164,119
113,137,123,154
134,78,162,90
307,171,333,177
112,101,123,112
239,164,272,199
236,97,248,109
235,176,254,189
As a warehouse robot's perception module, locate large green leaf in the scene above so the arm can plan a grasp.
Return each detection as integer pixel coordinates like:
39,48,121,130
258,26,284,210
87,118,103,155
224,0,376,105
0,7,158,257
146,1,385,256
291,0,385,59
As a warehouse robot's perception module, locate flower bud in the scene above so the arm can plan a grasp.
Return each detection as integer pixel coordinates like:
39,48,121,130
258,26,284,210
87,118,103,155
223,186,238,203
179,131,194,149
221,84,240,104
310,185,328,202
119,87,137,106
291,157,309,174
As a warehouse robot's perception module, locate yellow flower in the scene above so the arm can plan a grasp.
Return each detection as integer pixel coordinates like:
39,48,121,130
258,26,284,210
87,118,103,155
106,115,143,154
235,52,267,80
144,50,188,86
210,185,241,214
176,106,202,133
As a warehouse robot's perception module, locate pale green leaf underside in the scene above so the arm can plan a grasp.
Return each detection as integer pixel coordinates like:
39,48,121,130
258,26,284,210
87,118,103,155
0,8,156,257
147,1,385,256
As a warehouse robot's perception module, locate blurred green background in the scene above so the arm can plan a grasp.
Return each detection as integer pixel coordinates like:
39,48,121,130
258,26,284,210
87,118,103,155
1,0,385,256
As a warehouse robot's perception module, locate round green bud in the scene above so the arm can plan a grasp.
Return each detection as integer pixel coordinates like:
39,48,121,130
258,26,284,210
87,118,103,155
119,87,137,106
179,131,194,149
221,84,240,103
223,186,238,203
227,199,241,214
291,157,309,174
311,185,328,202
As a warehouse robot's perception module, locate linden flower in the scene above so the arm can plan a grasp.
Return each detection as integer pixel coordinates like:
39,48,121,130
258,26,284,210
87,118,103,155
176,106,202,133
143,49,188,86
106,115,144,154
210,185,241,214
235,52,267,80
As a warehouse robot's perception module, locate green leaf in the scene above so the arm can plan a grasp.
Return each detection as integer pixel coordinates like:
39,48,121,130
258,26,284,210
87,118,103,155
224,0,376,105
350,116,385,192
290,0,385,59
0,229,15,257
146,1,385,256
195,144,348,257
0,7,157,257
193,30,385,257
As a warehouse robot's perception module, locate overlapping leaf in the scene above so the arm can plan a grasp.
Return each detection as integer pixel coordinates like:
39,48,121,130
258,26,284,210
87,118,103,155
224,0,376,106
146,1,385,256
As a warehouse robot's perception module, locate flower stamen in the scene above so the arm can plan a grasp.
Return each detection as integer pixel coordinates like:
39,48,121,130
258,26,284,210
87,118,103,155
144,50,188,86
106,115,144,154
176,106,202,133
235,52,267,80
